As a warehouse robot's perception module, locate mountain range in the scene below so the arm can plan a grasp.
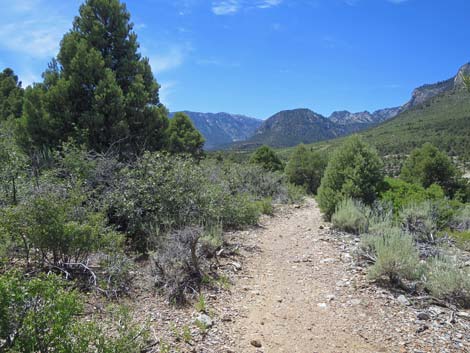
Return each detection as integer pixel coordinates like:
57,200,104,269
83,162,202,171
175,62,470,151
169,111,262,150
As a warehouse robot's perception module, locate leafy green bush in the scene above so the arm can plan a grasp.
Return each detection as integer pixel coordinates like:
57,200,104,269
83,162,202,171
220,194,260,228
286,183,306,204
253,197,274,216
317,135,384,220
0,192,121,267
425,256,470,308
365,228,421,285
249,145,284,172
110,154,288,252
331,198,369,234
400,142,466,198
0,272,148,352
380,177,445,213
285,144,328,194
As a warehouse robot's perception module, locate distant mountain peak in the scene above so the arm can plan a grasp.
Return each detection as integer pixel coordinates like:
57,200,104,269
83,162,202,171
170,111,261,150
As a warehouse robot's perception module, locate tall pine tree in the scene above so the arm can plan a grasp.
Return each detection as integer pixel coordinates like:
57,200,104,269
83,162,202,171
21,0,168,156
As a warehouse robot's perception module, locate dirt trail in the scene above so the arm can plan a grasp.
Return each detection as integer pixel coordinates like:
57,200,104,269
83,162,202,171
226,199,389,352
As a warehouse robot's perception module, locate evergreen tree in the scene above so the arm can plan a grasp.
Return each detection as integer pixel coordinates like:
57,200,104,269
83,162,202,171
0,68,24,121
250,145,284,172
317,136,384,220
21,0,168,156
400,143,464,197
167,113,205,158
285,144,327,194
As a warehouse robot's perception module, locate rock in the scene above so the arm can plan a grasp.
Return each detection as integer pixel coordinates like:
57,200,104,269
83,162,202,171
397,295,411,306
232,262,242,271
196,314,213,328
350,299,362,306
456,311,470,319
250,339,262,348
319,225,324,230
294,204,301,209
320,258,336,264
326,294,336,302
417,312,431,321
317,303,328,309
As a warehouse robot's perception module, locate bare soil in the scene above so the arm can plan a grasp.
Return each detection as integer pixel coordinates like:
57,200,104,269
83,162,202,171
120,199,469,352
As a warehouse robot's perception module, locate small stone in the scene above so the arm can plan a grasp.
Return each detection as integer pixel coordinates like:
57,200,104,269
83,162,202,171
417,312,431,321
250,339,262,348
317,303,327,309
195,314,213,328
350,299,362,306
326,294,336,302
319,225,324,230
232,262,242,271
456,311,470,319
320,258,336,264
397,295,410,306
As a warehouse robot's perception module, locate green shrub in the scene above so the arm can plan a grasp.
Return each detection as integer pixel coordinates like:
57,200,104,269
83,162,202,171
399,200,463,242
249,145,284,172
110,154,289,252
366,228,421,285
331,198,369,234
0,192,121,267
285,144,328,194
0,273,84,352
425,256,470,307
452,204,470,231
286,183,306,204
253,197,274,216
400,202,438,243
220,194,260,228
0,272,148,352
317,135,384,220
445,230,470,251
400,142,466,198
380,177,445,213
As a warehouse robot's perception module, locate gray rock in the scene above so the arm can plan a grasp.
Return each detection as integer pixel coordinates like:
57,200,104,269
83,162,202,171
417,312,431,321
397,295,411,306
196,314,213,328
250,339,262,348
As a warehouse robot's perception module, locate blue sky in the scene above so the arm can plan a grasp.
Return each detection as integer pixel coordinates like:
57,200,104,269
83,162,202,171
1,0,469,119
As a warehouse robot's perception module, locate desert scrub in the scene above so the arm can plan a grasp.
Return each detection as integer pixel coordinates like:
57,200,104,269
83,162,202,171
452,205,470,231
0,272,147,352
425,256,470,307
331,198,369,234
400,202,438,243
447,230,470,251
253,197,274,216
366,228,421,286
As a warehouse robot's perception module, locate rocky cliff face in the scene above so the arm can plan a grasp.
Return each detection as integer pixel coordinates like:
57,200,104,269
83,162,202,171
402,63,470,111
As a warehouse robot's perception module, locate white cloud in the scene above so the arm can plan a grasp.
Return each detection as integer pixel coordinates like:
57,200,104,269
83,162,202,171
0,0,74,59
212,0,240,15
0,19,67,59
159,81,178,106
149,45,190,73
211,0,283,15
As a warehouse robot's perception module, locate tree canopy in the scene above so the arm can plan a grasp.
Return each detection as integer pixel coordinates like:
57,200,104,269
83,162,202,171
20,0,168,156
0,68,24,121
400,143,465,198
285,144,328,194
249,145,284,172
317,135,384,220
167,113,205,158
